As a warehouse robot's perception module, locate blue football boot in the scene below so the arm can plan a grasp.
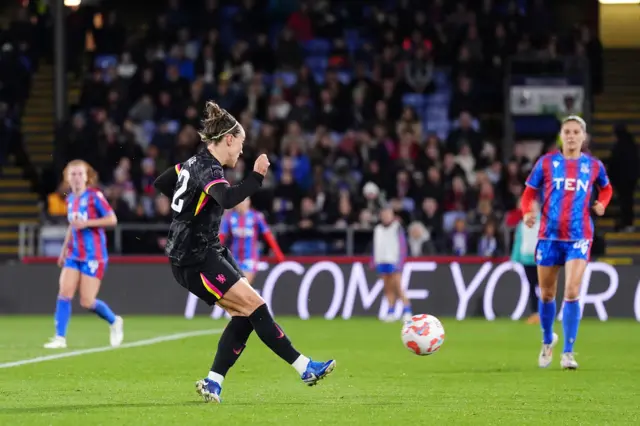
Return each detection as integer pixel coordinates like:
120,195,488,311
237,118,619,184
301,359,336,386
195,378,222,403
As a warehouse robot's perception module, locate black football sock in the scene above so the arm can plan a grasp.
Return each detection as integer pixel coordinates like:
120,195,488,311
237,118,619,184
210,316,254,381
248,304,303,365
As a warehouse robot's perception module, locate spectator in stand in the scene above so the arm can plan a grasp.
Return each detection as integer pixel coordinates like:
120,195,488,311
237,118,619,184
609,124,640,232
287,2,314,43
477,221,499,257
46,182,69,223
450,218,469,256
407,221,435,256
403,47,436,95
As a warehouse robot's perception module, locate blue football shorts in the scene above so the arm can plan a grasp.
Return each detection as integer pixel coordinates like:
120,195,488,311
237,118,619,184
63,258,107,279
376,263,399,275
535,239,591,266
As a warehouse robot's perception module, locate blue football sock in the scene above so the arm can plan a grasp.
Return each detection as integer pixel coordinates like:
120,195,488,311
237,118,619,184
402,305,412,314
539,299,556,345
387,306,395,317
91,299,116,325
54,297,72,337
562,299,581,353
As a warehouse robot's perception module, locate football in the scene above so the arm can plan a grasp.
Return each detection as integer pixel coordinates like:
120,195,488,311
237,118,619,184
401,314,446,356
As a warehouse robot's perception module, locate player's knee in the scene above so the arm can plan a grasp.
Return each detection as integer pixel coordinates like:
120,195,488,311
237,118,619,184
564,287,580,300
539,287,556,302
79,297,96,309
243,295,265,316
236,286,265,316
58,282,76,299
58,288,75,299
540,284,556,302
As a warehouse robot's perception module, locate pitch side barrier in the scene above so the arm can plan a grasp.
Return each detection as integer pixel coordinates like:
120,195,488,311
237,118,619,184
3,256,639,321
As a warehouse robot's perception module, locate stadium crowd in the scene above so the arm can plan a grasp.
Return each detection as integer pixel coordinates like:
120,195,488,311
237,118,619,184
33,0,603,256
0,5,39,184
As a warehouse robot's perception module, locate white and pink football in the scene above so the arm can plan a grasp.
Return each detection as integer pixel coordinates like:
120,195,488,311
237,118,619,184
401,314,446,356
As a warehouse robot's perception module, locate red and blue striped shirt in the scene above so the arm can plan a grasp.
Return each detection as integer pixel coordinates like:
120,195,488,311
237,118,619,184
525,152,610,241
220,209,272,263
66,188,114,262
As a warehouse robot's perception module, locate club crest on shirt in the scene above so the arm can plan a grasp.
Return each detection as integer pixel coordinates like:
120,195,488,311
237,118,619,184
580,163,589,175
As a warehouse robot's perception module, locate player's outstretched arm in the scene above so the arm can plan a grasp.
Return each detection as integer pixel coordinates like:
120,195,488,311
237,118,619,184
154,165,180,198
206,154,269,209
207,172,264,210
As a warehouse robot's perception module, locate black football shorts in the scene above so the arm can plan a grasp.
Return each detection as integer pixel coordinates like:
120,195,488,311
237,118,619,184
171,247,244,306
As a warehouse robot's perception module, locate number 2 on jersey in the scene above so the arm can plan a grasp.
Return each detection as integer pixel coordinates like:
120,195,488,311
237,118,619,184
171,170,190,213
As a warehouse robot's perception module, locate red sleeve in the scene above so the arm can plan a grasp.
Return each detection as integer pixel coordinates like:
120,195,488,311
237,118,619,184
520,186,537,215
597,184,613,208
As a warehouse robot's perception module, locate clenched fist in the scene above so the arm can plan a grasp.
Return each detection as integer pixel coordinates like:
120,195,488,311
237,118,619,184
253,154,270,176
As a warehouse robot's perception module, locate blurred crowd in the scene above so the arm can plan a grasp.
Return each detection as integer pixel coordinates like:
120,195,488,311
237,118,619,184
33,0,604,256
0,6,39,182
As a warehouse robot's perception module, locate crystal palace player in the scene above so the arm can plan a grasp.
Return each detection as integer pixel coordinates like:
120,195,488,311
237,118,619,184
153,101,335,403
521,116,613,370
44,160,124,349
220,197,285,283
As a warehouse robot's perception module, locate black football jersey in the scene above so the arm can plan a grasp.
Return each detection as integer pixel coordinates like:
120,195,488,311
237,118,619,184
165,150,227,266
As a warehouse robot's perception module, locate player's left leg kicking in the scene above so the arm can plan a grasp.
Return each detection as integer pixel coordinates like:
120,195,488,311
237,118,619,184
187,249,335,403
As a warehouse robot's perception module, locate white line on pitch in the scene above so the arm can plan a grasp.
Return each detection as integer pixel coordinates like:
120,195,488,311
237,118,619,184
0,328,223,369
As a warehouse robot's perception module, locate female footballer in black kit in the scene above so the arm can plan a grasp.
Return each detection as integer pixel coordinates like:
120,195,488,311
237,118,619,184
154,101,335,403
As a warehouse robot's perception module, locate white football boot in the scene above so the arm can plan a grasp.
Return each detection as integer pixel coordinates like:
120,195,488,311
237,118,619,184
44,336,67,349
110,316,124,347
560,352,579,370
538,332,558,368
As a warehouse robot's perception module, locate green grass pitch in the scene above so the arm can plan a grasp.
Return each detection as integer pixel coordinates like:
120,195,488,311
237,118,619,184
0,316,638,425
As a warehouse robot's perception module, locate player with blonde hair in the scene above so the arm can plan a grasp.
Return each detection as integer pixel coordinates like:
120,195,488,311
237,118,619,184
521,116,612,369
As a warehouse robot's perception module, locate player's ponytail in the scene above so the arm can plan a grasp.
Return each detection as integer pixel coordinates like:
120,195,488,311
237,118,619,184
198,101,240,145
63,159,99,187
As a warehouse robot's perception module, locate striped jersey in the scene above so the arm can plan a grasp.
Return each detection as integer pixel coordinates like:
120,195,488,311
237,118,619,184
66,188,114,262
373,220,407,265
220,209,270,263
525,151,609,241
